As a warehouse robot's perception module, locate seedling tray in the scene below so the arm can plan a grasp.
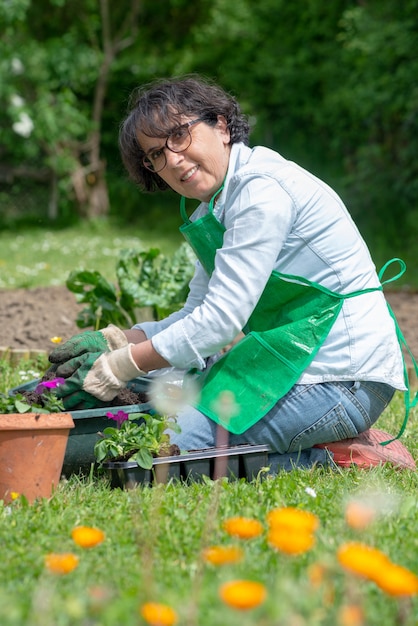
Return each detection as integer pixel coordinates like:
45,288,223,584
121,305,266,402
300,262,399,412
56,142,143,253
104,444,269,488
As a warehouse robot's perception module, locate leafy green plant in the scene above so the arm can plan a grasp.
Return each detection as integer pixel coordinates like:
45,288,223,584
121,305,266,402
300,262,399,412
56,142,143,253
0,381,65,415
94,411,181,470
66,243,195,330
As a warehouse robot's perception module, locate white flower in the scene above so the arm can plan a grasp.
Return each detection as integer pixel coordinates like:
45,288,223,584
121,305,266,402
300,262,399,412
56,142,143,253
305,487,317,498
13,112,34,138
11,58,24,75
10,94,25,108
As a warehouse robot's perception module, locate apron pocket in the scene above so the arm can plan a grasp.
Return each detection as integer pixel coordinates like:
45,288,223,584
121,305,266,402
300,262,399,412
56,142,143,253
198,333,304,434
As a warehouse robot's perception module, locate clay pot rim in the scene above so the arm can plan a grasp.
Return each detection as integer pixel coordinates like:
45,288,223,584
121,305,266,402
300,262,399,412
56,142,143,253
0,413,75,430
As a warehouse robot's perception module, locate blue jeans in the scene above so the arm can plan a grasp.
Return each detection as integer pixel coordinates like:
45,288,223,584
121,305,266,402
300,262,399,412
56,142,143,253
170,381,396,471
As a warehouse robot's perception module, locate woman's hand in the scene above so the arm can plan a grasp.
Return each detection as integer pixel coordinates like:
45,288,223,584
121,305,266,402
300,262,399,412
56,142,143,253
53,344,145,409
220,331,245,354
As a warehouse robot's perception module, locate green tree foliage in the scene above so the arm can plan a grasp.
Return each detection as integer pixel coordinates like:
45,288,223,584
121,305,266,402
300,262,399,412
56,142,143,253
1,0,417,262
185,0,418,253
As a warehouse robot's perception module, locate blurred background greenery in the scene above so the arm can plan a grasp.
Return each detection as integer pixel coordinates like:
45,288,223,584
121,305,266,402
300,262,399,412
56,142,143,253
1,0,417,287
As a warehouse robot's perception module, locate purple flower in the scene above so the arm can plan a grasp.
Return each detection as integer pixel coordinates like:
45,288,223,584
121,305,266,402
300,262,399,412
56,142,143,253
35,378,66,393
106,410,129,428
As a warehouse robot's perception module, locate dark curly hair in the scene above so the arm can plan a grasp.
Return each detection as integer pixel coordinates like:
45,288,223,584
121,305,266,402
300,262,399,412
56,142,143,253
119,74,250,192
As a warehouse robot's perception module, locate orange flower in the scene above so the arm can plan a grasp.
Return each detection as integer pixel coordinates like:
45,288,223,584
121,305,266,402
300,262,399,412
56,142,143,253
223,517,263,539
338,604,365,626
71,526,105,548
266,506,319,533
45,553,79,575
202,545,244,566
268,527,316,555
373,563,418,597
337,542,390,582
140,601,178,625
307,562,327,587
219,580,267,611
345,501,376,530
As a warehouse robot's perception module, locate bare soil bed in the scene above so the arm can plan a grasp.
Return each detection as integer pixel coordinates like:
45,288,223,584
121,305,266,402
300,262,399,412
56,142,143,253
0,285,416,367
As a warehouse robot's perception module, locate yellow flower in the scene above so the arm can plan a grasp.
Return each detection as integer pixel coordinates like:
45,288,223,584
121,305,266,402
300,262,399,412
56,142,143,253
223,516,263,539
10,492,20,500
140,601,178,625
337,542,390,582
219,580,267,611
266,506,319,533
45,553,79,575
268,527,316,555
373,563,418,597
338,604,365,626
202,545,244,566
345,501,376,530
71,526,105,548
50,336,63,344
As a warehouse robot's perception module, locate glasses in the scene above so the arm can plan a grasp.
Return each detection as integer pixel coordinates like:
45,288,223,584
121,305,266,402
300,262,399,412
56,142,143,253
142,118,204,173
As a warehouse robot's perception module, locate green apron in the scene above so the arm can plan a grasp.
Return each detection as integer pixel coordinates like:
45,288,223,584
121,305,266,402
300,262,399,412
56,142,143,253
180,193,417,438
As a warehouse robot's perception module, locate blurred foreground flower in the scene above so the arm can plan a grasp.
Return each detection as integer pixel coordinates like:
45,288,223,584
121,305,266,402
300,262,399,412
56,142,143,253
71,526,105,549
148,370,200,417
45,553,79,575
268,527,316,555
266,507,318,555
337,542,390,582
307,562,327,587
373,562,418,597
210,390,240,423
338,604,365,626
140,601,178,625
219,580,267,611
223,516,263,539
345,500,376,530
202,545,244,566
266,506,319,533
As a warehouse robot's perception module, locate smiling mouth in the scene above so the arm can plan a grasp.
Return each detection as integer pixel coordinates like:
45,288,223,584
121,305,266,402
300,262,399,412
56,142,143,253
181,166,198,182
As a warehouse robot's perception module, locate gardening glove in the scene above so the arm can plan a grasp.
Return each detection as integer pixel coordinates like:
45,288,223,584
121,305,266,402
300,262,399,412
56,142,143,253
54,344,146,410
48,325,128,365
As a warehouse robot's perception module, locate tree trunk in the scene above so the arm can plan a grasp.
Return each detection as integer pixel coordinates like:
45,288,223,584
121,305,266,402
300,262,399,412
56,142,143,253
78,0,141,219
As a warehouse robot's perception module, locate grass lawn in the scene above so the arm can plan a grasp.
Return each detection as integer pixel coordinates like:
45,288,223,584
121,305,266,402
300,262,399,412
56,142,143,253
0,219,417,625
0,218,183,289
0,358,417,626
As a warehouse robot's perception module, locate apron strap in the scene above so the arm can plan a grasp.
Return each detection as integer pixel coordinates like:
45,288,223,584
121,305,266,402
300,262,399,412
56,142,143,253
376,258,417,445
180,183,225,225
275,271,383,299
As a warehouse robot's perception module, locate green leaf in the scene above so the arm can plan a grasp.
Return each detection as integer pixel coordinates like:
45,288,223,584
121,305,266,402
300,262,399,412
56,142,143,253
14,399,32,413
133,448,153,470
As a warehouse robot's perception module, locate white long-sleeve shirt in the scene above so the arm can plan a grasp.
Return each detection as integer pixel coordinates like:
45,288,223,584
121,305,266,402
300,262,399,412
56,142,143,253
134,142,405,390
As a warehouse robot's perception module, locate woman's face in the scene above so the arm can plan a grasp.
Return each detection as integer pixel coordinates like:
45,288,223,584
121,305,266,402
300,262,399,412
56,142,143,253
137,116,231,202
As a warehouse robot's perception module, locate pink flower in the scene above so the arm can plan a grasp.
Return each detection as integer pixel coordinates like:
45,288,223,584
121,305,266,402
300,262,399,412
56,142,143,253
35,378,65,393
106,410,129,428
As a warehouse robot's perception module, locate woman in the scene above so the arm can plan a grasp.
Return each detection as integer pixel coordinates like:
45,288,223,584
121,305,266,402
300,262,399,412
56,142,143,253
50,75,415,470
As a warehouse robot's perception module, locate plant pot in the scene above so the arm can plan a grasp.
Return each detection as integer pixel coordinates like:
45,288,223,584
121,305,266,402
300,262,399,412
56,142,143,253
104,444,269,489
10,377,152,475
0,412,74,504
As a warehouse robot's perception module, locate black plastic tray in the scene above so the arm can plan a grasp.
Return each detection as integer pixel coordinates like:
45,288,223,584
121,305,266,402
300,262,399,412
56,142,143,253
104,444,269,487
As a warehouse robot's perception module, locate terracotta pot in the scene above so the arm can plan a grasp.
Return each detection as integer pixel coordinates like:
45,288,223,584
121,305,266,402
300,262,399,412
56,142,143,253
0,413,75,504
